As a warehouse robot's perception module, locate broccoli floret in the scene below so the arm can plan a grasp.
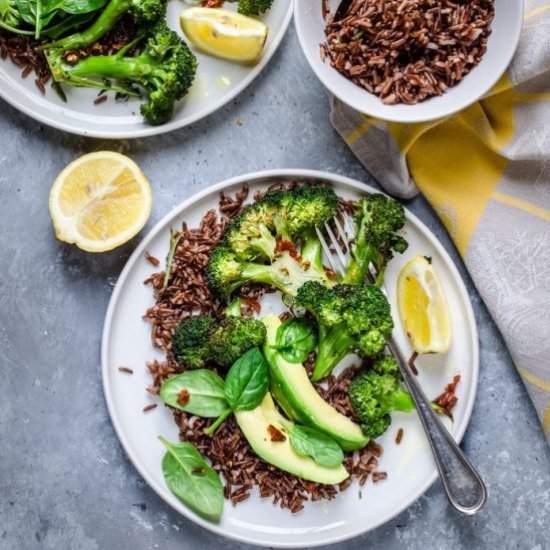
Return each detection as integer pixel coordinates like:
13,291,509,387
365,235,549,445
43,0,166,50
172,314,266,369
207,185,338,298
349,356,415,439
238,0,273,16
172,316,214,369
208,316,266,367
45,24,197,125
294,281,393,380
344,194,408,286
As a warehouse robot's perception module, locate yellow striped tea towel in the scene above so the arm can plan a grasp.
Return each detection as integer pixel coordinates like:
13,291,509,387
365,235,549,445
330,0,550,441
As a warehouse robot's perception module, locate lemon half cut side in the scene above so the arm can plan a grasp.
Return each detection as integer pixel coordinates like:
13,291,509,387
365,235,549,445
49,151,152,253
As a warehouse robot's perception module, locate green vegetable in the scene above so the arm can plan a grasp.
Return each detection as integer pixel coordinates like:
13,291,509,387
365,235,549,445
163,228,183,291
171,314,266,369
158,437,223,521
294,281,394,380
343,193,408,286
206,185,338,298
272,317,317,364
237,0,272,16
288,425,344,468
0,0,35,34
45,23,197,126
205,347,269,435
159,370,228,418
349,356,444,439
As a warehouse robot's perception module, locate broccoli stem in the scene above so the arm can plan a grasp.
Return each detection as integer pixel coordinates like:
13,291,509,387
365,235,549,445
312,326,356,381
43,0,130,50
343,243,378,286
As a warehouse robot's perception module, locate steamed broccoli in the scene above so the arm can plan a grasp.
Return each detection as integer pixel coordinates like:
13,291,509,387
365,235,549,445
349,356,414,438
238,0,273,16
172,313,266,369
294,281,393,381
207,185,338,299
45,24,197,125
43,0,166,51
344,194,408,286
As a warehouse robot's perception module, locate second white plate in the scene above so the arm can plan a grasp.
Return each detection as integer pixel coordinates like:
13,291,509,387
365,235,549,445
101,169,479,547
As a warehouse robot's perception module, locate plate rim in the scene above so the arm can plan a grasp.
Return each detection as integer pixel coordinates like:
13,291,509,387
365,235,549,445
294,0,524,124
0,1,293,139
101,168,479,547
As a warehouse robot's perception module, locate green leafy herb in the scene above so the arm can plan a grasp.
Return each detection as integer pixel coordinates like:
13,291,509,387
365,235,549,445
158,437,223,521
159,370,228,418
272,318,317,363
205,347,269,435
162,228,183,291
289,425,344,467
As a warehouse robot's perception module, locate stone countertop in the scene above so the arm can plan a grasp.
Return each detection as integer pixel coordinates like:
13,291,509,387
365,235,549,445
1,23,549,550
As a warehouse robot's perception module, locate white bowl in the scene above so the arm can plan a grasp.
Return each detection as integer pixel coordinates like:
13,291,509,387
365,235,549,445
295,0,524,123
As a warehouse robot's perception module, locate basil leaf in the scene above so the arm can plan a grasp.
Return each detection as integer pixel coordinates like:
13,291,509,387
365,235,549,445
289,426,344,467
58,0,107,15
273,318,317,363
159,370,228,418
224,347,268,411
158,437,223,521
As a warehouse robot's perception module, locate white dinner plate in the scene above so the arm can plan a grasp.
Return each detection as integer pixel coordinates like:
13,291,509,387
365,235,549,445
0,1,293,138
101,169,479,547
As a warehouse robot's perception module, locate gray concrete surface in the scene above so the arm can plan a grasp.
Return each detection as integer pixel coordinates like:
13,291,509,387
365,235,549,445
1,22,549,550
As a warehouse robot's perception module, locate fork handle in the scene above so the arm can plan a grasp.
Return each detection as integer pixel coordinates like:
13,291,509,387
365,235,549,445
387,337,487,515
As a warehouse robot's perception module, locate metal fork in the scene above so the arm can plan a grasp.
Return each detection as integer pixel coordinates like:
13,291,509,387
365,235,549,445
316,213,487,516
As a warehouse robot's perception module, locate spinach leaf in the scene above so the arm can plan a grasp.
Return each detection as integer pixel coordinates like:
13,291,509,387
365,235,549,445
159,370,228,418
204,347,269,435
158,437,223,521
272,318,317,364
58,0,107,14
289,425,344,467
224,347,269,411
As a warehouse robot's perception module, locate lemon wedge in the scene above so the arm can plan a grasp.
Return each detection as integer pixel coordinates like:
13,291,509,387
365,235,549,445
397,255,452,354
49,151,152,253
180,7,268,63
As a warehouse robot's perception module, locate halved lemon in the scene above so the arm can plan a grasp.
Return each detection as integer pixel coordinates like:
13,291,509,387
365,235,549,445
397,255,452,354
180,7,268,63
49,151,152,253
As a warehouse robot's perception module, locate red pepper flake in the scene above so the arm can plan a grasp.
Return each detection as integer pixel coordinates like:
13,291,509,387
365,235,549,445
243,297,261,314
275,239,302,262
118,366,134,374
395,428,404,445
433,374,461,418
267,424,286,442
145,251,160,266
143,403,157,412
177,389,190,406
325,268,338,281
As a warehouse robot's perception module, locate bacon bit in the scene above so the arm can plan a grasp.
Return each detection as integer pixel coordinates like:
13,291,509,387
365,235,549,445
325,268,338,281
275,239,302,262
267,424,286,442
192,467,205,475
118,366,134,374
145,251,160,266
408,351,419,375
395,428,404,445
243,297,261,314
177,389,190,406
433,374,461,418
372,472,388,483
143,403,158,412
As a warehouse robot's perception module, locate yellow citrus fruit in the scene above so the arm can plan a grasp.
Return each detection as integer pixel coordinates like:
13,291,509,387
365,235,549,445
180,7,268,63
49,151,152,253
397,255,452,354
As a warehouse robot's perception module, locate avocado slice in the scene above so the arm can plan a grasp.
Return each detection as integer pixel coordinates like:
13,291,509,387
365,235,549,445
262,314,368,452
234,393,349,484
